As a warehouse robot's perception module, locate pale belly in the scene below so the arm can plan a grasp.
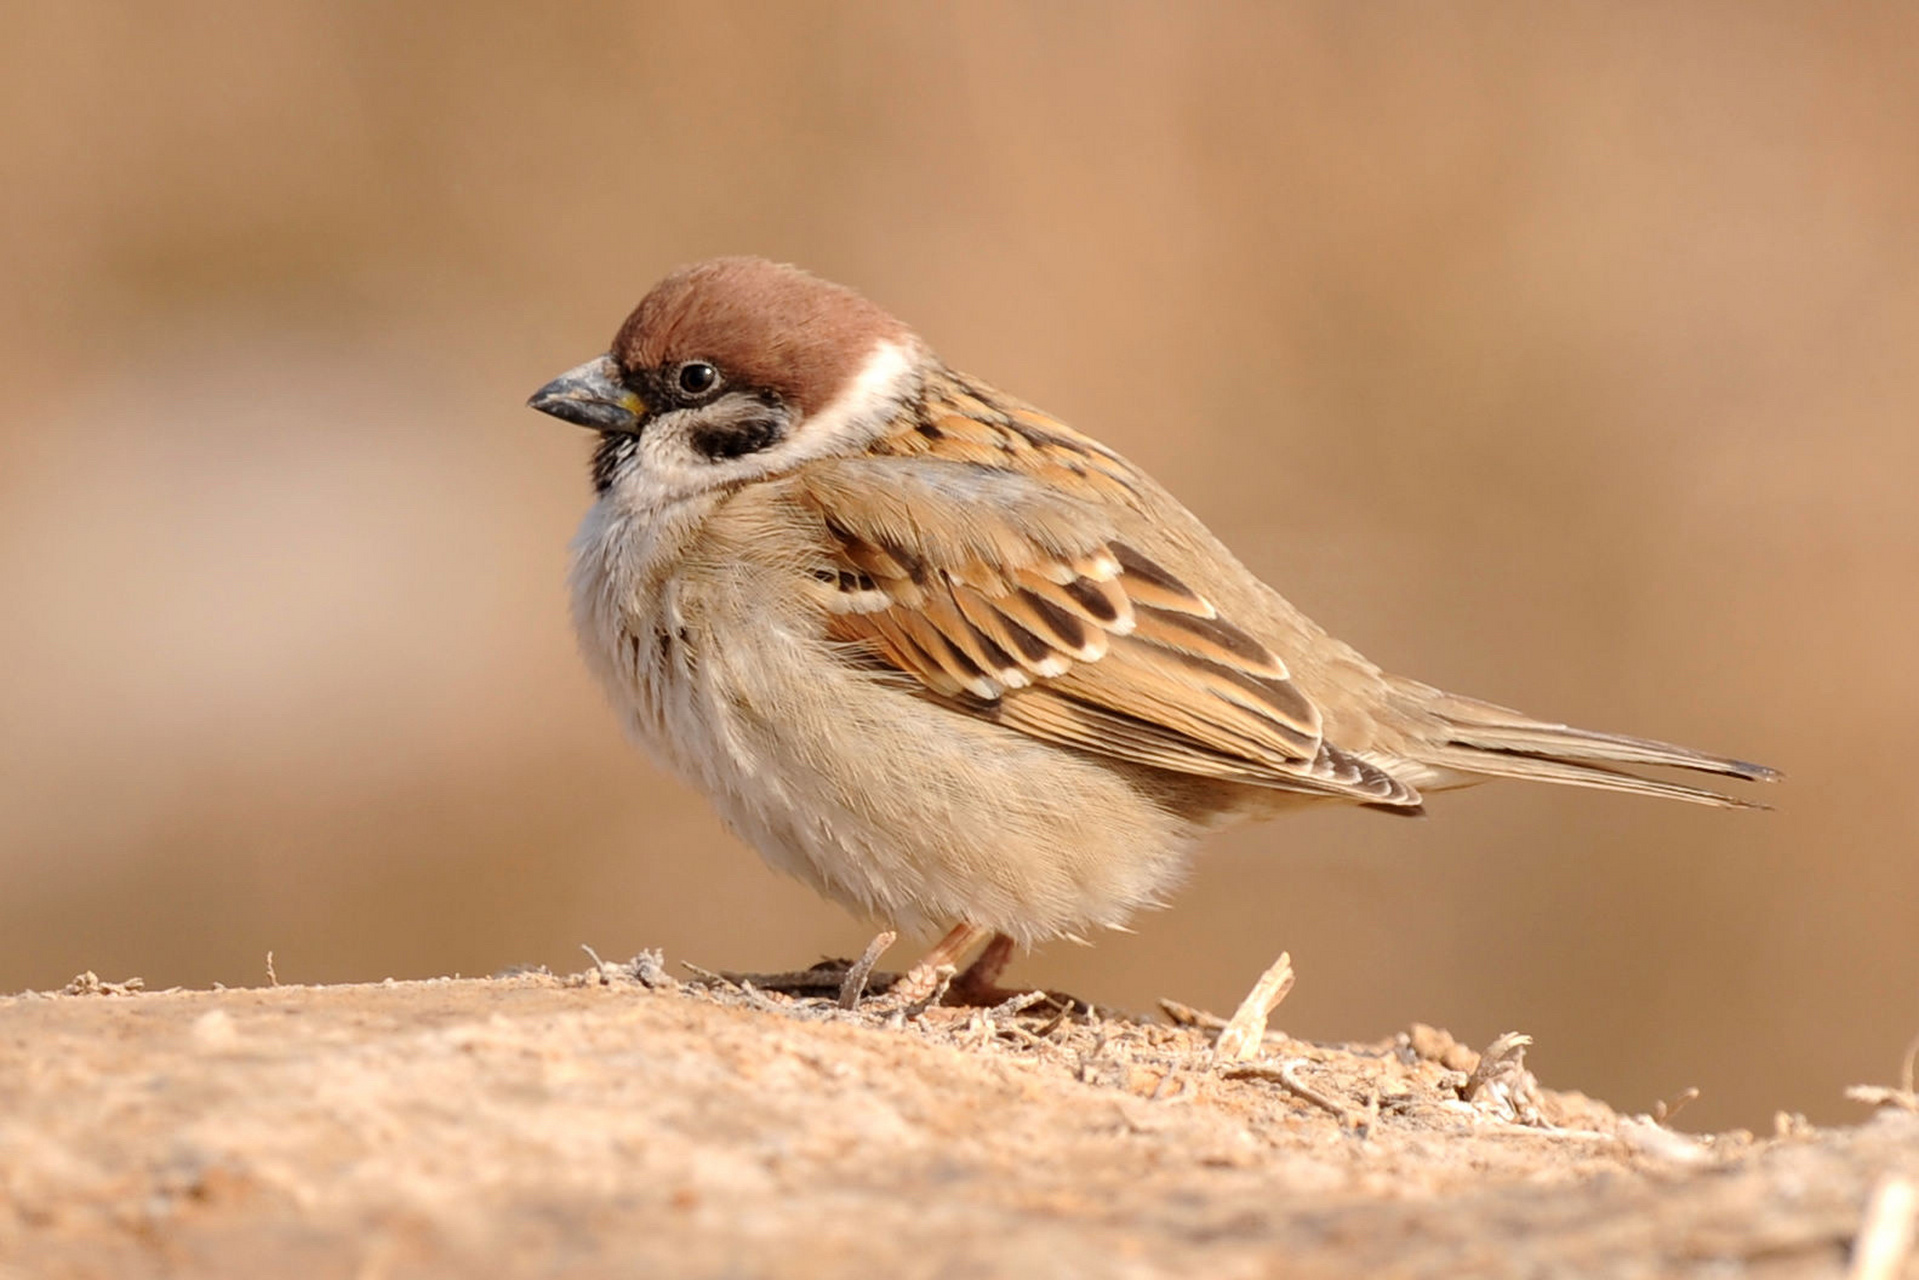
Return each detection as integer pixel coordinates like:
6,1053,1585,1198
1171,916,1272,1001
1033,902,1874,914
569,501,1213,943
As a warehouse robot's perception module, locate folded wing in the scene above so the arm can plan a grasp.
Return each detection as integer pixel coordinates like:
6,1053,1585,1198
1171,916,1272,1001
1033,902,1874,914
791,454,1420,808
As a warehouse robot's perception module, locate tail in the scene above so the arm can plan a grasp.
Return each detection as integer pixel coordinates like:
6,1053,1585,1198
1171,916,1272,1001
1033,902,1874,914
1396,682,1781,809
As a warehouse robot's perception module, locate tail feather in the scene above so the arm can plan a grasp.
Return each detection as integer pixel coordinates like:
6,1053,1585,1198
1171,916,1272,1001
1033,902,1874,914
1415,744,1770,809
1398,684,1780,809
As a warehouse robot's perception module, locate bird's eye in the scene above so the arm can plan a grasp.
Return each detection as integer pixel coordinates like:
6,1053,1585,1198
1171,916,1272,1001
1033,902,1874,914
676,361,719,397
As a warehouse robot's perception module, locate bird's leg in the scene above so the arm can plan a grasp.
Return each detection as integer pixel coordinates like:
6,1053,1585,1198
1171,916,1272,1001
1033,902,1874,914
889,922,992,1003
890,927,1073,1011
948,932,1022,1006
947,931,1087,1012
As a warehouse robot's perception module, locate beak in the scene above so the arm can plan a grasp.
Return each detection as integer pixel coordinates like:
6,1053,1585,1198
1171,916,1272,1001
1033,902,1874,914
527,355,646,432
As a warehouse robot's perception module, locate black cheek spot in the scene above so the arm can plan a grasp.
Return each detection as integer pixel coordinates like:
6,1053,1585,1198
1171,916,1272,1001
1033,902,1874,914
692,418,786,461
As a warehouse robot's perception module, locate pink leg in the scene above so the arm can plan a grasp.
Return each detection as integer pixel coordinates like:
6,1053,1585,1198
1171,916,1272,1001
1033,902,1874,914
890,922,993,1003
949,933,1021,1006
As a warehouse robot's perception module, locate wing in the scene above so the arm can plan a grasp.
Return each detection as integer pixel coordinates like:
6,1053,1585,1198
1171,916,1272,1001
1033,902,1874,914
789,404,1420,808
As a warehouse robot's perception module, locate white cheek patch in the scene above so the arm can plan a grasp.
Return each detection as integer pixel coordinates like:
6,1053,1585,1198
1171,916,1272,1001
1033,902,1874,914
631,409,710,493
611,338,924,513
788,338,921,455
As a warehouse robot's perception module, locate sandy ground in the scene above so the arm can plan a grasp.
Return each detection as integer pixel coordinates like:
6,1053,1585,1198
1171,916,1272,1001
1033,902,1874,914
2,953,1915,1280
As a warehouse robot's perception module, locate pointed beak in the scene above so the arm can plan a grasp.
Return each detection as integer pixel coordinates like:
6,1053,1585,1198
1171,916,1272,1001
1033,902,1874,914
527,355,646,432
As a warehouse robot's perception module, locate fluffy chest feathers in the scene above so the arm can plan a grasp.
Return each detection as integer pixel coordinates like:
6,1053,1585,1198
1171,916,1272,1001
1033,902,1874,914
571,487,721,771
569,481,873,813
565,473,1213,942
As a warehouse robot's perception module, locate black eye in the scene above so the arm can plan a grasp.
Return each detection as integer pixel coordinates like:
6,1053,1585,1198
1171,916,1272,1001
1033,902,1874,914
676,361,719,397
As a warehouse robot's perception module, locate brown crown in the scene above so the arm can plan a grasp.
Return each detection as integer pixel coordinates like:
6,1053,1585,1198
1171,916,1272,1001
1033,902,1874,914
612,258,912,417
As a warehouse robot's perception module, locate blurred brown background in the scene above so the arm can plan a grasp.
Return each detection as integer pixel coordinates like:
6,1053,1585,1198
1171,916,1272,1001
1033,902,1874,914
2,2,1913,1132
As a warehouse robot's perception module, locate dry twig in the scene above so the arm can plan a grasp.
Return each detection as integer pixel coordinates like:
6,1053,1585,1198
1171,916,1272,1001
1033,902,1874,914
577,947,674,990
679,961,737,988
1652,1086,1701,1127
1846,1033,1919,1113
838,930,897,1009
1212,952,1295,1063
580,944,618,983
1461,1032,1533,1102
61,972,144,997
989,989,1052,1018
1222,1059,1355,1126
1158,999,1227,1030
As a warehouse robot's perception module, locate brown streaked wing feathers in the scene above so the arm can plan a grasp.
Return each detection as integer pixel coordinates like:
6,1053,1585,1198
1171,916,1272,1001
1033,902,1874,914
798,394,1423,807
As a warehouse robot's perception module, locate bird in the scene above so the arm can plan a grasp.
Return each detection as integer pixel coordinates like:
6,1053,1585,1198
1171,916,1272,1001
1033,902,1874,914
529,256,1776,1003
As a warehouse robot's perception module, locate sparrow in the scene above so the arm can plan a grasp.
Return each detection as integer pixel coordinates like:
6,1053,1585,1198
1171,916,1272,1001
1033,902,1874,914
530,256,1776,1002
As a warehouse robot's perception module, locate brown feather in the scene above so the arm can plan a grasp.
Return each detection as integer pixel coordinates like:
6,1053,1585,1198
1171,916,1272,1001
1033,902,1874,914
1110,543,1214,617
1011,567,1133,632
777,377,1440,804
1130,607,1288,680
1050,640,1317,769
916,589,1024,689
991,691,1300,786
949,584,1064,677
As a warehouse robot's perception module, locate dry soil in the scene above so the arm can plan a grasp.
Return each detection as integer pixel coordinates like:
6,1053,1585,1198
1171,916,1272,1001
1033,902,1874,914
2,953,1915,1279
